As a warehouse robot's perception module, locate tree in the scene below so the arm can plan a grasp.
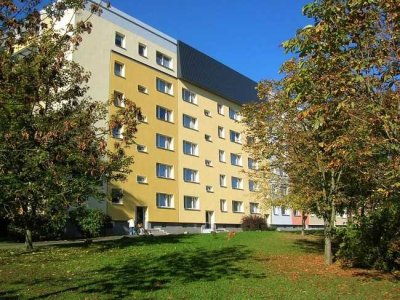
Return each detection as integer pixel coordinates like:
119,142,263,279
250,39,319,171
0,0,141,250
242,0,399,264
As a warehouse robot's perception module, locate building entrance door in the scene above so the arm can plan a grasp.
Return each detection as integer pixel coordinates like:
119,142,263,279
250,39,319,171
205,211,214,229
136,206,147,229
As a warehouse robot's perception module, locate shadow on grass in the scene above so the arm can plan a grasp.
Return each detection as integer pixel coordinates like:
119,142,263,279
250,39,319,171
293,237,324,254
5,244,264,299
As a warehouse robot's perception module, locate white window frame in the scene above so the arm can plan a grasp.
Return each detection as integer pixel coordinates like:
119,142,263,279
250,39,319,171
182,88,197,104
137,144,147,153
156,193,174,208
138,43,147,57
115,32,125,48
230,130,242,144
229,107,240,121
219,150,226,163
220,174,226,187
156,163,174,179
231,176,243,190
156,106,173,122
218,126,225,139
249,180,257,192
112,125,123,139
281,207,290,216
137,175,147,184
156,51,173,69
113,91,125,108
230,153,242,166
114,61,125,77
232,200,244,213
156,78,173,95
183,141,198,156
184,196,199,210
183,114,198,130
220,199,227,212
138,85,148,94
248,158,258,170
217,104,224,115
250,203,260,214
156,133,173,150
273,206,280,215
183,168,199,183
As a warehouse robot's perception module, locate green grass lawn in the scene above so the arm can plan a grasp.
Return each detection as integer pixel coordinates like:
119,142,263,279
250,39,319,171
0,232,399,299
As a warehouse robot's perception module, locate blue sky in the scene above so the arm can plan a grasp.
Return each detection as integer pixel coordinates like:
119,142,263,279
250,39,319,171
108,0,312,82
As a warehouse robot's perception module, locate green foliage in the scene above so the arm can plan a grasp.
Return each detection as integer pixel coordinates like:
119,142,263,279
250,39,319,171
69,207,109,238
241,215,267,231
336,206,400,271
0,1,141,249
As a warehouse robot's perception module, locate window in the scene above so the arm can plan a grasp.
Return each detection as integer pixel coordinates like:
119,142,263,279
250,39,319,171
138,43,147,57
204,134,212,142
156,78,173,95
111,188,123,204
156,134,173,150
205,160,213,167
183,114,197,130
113,91,125,107
220,199,227,212
250,203,260,214
231,176,243,190
114,62,125,77
249,180,257,192
182,88,197,104
115,32,125,48
217,104,224,115
184,196,199,210
206,185,214,193
232,200,244,213
219,150,226,163
183,168,198,183
138,85,148,94
156,193,173,208
246,136,255,145
248,158,258,170
183,141,198,156
281,207,289,216
112,125,123,139
218,126,225,139
156,163,173,179
137,176,147,184
139,114,148,123
229,107,240,121
273,206,280,215
220,174,226,187
156,106,173,122
137,144,147,153
230,153,242,166
156,51,173,69
204,110,211,117
280,186,288,196
294,210,301,217
230,130,241,143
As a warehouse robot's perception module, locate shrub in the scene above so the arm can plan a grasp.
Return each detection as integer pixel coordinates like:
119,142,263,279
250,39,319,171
241,215,267,231
69,207,109,238
335,206,400,272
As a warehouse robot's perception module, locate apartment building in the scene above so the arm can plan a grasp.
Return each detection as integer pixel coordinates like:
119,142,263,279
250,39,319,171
62,2,345,234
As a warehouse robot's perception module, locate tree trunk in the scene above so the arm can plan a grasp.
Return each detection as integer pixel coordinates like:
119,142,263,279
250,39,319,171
301,211,305,236
25,228,33,251
323,217,332,264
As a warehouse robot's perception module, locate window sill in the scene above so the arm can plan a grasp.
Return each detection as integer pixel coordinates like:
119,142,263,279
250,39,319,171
157,206,175,210
157,63,174,71
111,202,124,205
233,211,244,214
156,90,174,97
156,146,175,152
156,177,175,181
184,153,199,157
157,119,174,124
183,127,199,132
137,182,149,185
114,74,126,79
184,181,200,184
184,208,200,211
183,100,198,106
115,45,126,50
232,188,244,191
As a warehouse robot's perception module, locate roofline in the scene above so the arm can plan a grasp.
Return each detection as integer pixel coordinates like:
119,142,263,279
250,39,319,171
88,0,177,45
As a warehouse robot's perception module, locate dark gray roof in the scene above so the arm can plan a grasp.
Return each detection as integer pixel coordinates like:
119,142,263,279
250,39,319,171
177,41,258,105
